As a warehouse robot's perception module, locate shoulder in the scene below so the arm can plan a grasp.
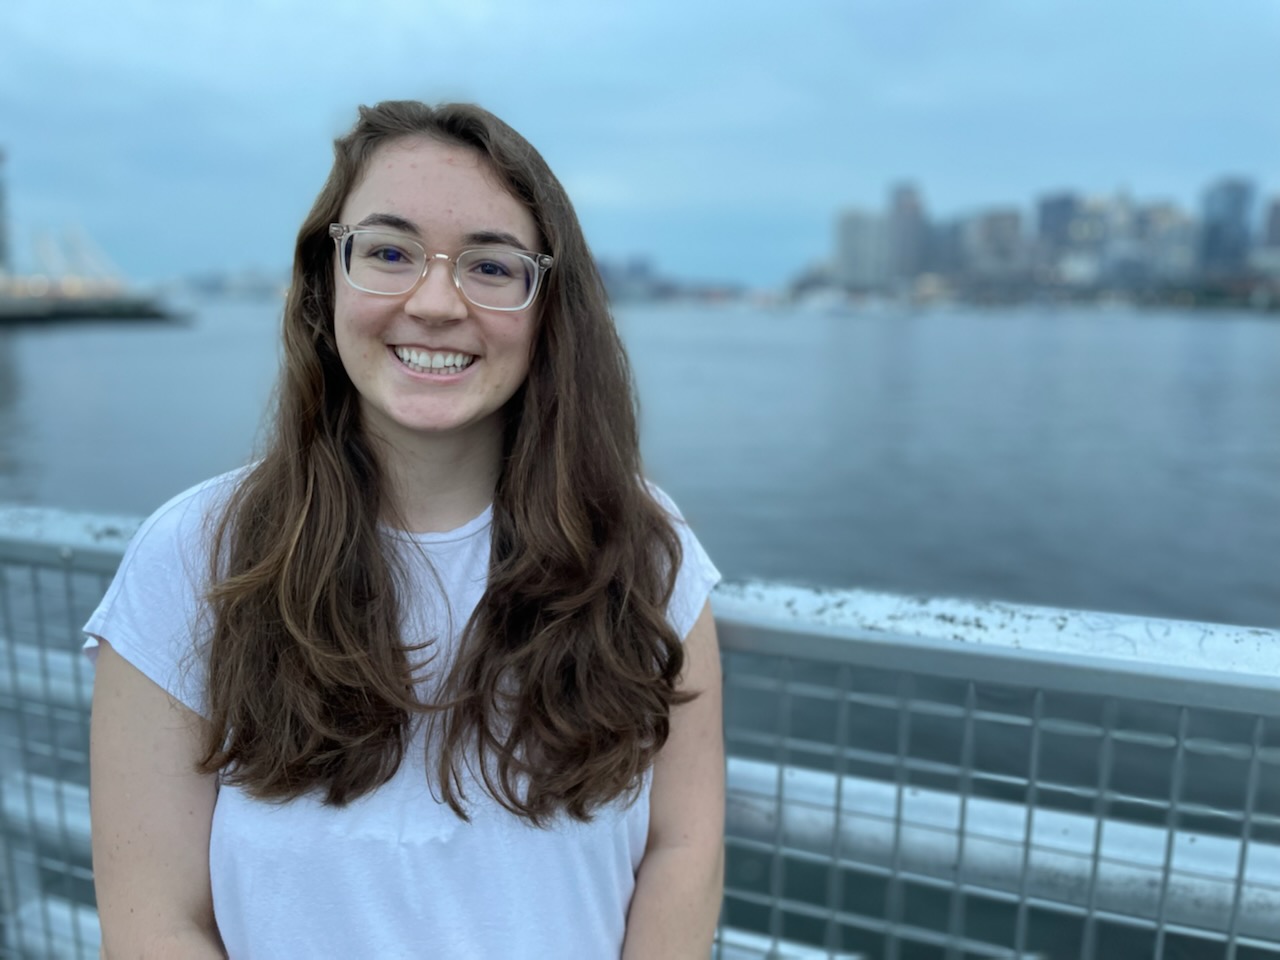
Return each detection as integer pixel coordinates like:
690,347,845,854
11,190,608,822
642,480,721,642
124,467,249,562
108,465,255,617
83,467,252,716
642,479,687,523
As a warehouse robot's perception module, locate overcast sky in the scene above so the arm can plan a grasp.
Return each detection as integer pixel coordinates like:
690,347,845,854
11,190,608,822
2,0,1278,288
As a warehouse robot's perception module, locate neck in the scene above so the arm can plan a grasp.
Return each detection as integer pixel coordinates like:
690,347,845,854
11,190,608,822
370,421,503,534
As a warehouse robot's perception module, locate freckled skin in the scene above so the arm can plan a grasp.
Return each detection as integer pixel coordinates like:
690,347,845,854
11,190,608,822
332,137,542,456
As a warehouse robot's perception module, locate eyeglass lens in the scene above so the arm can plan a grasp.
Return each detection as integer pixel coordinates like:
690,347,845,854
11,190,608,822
341,231,538,309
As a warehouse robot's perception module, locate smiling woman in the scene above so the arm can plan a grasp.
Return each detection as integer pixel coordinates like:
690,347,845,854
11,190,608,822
82,101,724,959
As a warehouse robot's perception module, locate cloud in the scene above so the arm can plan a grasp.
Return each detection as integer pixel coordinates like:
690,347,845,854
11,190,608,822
2,0,1277,286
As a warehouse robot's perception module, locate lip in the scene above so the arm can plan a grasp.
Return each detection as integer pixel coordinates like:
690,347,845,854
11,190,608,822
392,343,479,355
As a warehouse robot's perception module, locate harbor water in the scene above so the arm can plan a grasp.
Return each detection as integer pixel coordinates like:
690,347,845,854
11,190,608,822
0,299,1276,629
2,298,1279,957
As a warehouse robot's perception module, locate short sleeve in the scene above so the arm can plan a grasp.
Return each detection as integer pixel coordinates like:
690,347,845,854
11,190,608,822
82,472,241,717
646,483,721,642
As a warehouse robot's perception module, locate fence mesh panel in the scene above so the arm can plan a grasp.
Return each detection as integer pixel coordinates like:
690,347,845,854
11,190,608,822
3,510,1279,960
1,556,104,959
718,644,1280,960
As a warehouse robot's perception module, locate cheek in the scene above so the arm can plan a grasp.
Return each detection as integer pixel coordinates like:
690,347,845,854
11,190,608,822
333,293,378,359
332,310,356,363
507,313,538,362
505,325,536,381
332,318,376,388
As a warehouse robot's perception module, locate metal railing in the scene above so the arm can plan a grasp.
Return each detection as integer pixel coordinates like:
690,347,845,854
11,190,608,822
713,584,1280,959
2,506,1279,959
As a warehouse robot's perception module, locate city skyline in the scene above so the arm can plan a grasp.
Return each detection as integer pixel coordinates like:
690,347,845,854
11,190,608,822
5,144,1279,300
3,1,1279,288
822,173,1280,292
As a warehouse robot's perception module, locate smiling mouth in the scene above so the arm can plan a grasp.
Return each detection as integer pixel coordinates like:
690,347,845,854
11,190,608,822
392,346,477,374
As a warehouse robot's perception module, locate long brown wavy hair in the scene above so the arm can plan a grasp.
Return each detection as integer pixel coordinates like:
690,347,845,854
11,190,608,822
198,101,689,823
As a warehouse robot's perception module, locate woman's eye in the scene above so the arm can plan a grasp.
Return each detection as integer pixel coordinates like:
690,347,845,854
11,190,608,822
371,247,407,263
472,260,513,278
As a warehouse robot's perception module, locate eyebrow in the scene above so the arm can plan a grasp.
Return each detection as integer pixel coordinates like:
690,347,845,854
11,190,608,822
462,229,532,250
355,212,419,234
354,214,535,252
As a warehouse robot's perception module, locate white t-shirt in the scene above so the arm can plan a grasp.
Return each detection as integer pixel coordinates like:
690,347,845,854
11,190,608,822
83,470,720,959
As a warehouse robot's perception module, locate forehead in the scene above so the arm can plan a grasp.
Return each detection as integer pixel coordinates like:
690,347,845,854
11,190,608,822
340,136,539,247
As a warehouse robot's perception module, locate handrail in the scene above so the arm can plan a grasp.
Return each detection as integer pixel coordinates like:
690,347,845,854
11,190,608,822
712,581,1280,715
5,505,1277,686
4,504,1280,959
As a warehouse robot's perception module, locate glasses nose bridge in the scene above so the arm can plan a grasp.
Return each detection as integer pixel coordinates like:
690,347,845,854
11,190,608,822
415,250,461,293
403,250,467,317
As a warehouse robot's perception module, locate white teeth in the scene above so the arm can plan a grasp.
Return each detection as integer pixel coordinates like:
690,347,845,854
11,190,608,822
393,347,475,373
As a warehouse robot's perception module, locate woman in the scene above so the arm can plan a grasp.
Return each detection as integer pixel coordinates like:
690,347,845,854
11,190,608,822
86,100,723,959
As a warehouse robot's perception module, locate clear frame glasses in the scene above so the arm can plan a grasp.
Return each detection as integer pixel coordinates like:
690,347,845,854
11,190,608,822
329,223,554,312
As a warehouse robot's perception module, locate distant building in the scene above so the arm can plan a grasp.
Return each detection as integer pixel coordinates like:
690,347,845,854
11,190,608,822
887,183,928,283
962,208,1025,279
1136,202,1197,282
597,256,667,301
835,210,889,291
1037,191,1081,258
929,219,965,279
1199,177,1255,277
1265,197,1280,248
1250,199,1280,278
1046,197,1111,286
1067,197,1110,253
1098,191,1147,286
1250,246,1280,279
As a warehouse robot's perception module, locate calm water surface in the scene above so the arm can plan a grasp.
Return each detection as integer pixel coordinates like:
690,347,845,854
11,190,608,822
1,299,1276,627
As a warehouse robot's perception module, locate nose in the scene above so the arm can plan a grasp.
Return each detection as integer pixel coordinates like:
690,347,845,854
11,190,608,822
404,254,467,323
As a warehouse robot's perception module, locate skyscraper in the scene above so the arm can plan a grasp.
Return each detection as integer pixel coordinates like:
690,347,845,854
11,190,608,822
1138,203,1197,281
887,183,928,282
835,210,889,291
1199,177,1255,276
962,209,1024,279
1037,192,1080,256
1265,197,1280,248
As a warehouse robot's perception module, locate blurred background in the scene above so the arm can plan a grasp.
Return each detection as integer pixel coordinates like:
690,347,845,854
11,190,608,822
1,0,1277,627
